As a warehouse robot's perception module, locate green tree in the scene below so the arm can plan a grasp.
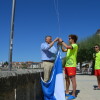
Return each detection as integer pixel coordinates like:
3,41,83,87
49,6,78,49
3,61,8,67
77,33,100,69
22,63,27,69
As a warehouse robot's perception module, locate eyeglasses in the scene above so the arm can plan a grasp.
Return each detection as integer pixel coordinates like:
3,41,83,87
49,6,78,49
94,46,99,48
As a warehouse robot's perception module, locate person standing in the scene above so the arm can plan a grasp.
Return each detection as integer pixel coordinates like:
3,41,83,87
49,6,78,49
59,34,78,99
93,44,100,90
41,36,59,82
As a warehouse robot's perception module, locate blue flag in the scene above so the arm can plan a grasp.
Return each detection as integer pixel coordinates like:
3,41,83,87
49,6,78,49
41,52,66,100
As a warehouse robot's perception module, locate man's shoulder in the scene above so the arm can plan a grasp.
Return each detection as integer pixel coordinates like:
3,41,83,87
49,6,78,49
71,43,78,48
41,42,47,45
41,42,50,48
97,51,100,55
72,43,78,46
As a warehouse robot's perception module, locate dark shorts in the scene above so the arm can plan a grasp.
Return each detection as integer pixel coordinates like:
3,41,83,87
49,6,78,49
94,69,100,76
65,67,76,76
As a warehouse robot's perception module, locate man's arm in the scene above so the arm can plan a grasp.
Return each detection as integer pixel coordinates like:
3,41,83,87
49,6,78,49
62,41,73,49
59,38,73,49
49,37,59,48
41,43,50,50
61,45,68,52
41,37,59,50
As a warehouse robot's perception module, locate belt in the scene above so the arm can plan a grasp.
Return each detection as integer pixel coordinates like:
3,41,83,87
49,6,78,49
42,60,55,63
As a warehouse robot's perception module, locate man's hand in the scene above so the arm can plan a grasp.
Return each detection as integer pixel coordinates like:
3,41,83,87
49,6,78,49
58,38,63,43
49,37,59,48
54,37,59,42
57,42,62,46
57,38,63,45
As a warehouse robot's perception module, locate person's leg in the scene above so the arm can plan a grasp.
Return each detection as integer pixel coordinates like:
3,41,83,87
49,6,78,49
65,75,70,94
49,62,54,78
43,62,50,82
43,62,54,82
97,76,100,88
70,75,77,97
65,67,70,94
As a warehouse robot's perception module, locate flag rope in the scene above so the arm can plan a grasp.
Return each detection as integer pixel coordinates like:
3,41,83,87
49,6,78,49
54,0,61,37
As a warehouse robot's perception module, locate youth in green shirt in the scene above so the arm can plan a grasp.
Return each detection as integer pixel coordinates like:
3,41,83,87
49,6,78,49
58,34,78,99
93,44,100,90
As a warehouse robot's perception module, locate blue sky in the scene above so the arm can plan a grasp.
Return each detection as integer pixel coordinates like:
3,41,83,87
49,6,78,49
0,0,100,62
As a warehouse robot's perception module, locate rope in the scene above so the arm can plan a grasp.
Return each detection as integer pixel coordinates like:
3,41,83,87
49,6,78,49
54,0,61,36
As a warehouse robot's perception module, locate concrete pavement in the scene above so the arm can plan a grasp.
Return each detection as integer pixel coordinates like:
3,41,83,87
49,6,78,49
65,74,100,100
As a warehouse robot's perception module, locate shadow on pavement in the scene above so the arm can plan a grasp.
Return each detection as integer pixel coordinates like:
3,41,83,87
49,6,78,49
75,90,80,97
76,73,93,76
69,89,80,97
93,85,98,90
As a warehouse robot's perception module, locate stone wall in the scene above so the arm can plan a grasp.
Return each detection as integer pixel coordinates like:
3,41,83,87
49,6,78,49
0,69,44,100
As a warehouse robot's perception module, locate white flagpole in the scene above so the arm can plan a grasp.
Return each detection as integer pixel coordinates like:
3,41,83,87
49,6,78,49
8,0,16,71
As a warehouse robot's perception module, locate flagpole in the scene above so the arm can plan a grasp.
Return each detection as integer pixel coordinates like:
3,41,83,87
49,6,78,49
8,0,16,71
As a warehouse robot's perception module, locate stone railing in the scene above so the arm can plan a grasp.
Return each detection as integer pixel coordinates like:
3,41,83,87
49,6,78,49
0,69,44,100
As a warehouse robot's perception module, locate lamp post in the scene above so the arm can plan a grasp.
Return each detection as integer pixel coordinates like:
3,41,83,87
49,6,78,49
8,0,16,71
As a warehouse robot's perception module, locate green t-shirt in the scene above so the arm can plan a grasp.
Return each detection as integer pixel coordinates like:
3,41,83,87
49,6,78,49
95,51,100,69
65,43,78,67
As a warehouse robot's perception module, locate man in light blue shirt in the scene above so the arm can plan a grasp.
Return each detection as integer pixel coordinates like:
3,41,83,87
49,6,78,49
41,36,59,82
